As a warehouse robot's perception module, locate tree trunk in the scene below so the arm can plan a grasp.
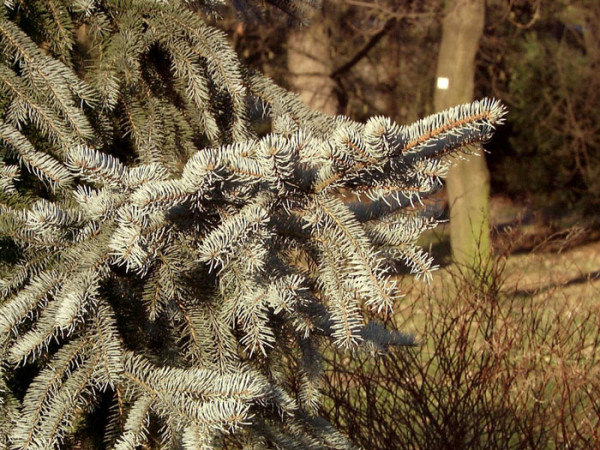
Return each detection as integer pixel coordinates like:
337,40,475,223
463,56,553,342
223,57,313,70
287,13,339,115
434,0,489,272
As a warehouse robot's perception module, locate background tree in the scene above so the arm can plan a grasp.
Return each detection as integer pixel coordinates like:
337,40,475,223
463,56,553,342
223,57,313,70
287,2,339,115
434,0,490,272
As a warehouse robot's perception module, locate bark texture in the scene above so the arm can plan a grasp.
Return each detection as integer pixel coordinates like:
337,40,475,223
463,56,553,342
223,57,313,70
287,13,339,114
434,0,490,270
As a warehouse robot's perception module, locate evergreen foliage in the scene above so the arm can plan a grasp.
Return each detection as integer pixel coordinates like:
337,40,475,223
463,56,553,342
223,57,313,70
503,32,600,212
483,1,599,214
0,1,505,448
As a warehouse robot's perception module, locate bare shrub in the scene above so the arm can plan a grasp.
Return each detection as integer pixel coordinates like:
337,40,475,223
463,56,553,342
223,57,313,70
322,259,600,449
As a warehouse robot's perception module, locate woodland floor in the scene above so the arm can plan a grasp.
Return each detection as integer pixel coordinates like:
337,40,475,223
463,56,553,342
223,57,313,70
490,195,600,301
397,194,600,328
